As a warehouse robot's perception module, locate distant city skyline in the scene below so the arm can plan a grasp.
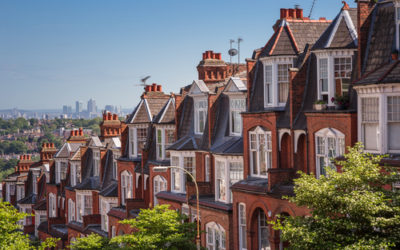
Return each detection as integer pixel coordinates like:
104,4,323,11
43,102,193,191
0,0,351,110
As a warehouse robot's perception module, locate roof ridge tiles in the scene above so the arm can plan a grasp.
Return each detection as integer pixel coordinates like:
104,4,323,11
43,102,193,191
378,60,400,83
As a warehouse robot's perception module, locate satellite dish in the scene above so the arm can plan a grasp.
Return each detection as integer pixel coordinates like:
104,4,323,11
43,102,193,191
228,48,238,56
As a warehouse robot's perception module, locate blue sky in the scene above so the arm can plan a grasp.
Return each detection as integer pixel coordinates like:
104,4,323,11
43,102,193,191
0,0,353,110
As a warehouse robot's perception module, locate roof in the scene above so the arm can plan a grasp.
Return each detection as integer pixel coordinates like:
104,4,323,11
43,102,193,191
153,97,176,124
223,77,247,92
89,136,103,147
259,18,331,57
17,193,36,205
211,137,243,155
356,60,400,85
33,199,47,210
55,142,83,158
99,182,118,197
74,176,100,191
128,97,170,124
188,80,210,95
168,136,199,151
312,8,358,50
363,2,395,74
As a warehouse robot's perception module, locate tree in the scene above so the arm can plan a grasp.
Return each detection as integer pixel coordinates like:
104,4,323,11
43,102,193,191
274,143,400,249
72,205,198,250
0,200,58,249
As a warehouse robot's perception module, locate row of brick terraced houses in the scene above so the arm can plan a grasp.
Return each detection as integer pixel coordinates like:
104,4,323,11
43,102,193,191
3,1,400,249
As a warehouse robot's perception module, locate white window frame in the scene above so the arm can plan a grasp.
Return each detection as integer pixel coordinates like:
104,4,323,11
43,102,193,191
71,163,76,186
206,222,226,250
16,185,24,201
93,150,100,177
156,125,175,161
55,160,68,184
128,125,148,158
34,210,46,237
170,151,196,193
112,152,119,180
100,197,117,232
153,175,167,206
194,97,208,135
214,156,244,203
315,128,345,179
315,50,355,106
229,98,246,136
258,210,270,250
239,203,247,250
205,155,210,182
262,57,294,108
121,170,133,205
48,193,57,218
249,126,272,178
387,95,400,153
76,191,92,223
68,199,75,223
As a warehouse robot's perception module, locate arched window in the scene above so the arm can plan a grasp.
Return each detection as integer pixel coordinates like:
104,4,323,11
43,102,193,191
249,127,272,177
206,222,226,250
258,210,270,250
315,128,345,178
238,203,247,250
153,175,167,206
68,199,75,222
121,171,133,205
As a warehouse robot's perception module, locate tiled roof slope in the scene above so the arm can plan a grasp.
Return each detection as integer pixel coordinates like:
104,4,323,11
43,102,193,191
356,61,400,85
312,8,358,50
363,2,395,74
259,18,331,57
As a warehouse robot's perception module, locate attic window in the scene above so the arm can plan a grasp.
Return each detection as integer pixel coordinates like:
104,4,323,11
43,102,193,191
194,99,208,134
230,98,245,135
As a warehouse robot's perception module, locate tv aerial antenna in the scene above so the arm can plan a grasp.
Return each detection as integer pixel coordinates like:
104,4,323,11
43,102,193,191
134,75,151,89
308,0,317,18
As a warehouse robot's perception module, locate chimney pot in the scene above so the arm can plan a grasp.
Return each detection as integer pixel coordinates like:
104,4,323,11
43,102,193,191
202,53,206,60
215,53,221,60
145,85,151,92
113,114,118,120
51,143,55,148
289,9,296,19
156,85,162,92
151,85,156,92
296,8,303,19
103,113,107,120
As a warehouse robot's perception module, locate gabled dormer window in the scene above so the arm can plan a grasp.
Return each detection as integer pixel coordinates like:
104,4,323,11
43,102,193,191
56,160,67,184
230,98,245,135
263,59,293,108
194,99,208,134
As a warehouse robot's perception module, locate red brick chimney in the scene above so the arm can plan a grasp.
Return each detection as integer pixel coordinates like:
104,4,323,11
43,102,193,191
280,7,304,20
197,50,228,84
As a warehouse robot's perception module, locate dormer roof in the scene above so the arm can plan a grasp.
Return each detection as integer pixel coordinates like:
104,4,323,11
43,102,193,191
189,80,210,95
128,97,170,124
223,77,247,93
312,8,358,50
154,97,176,124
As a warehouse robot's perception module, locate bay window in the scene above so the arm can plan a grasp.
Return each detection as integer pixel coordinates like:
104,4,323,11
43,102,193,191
121,171,133,205
239,203,247,250
171,156,181,192
249,127,272,178
194,99,208,134
76,192,92,222
230,98,246,135
153,175,167,205
206,222,226,250
361,97,379,151
156,127,175,160
315,128,345,178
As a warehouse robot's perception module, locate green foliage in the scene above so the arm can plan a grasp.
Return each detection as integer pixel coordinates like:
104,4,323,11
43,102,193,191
273,143,400,249
0,200,58,250
70,233,117,250
73,205,198,250
0,140,28,154
110,205,198,250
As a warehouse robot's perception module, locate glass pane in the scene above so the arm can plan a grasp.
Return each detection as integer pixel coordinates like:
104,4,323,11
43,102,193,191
389,122,400,150
363,124,378,150
362,98,379,122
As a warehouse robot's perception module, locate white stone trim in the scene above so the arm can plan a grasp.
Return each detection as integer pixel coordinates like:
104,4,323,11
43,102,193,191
294,130,306,153
278,129,291,151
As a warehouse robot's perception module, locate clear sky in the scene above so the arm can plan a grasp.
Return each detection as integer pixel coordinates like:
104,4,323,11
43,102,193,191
0,0,354,110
